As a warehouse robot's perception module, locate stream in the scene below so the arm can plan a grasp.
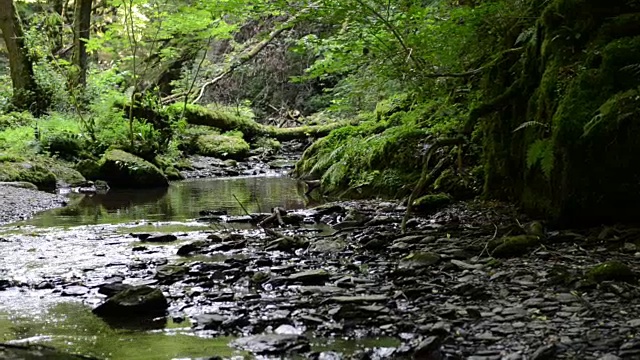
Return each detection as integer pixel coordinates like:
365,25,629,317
0,176,396,359
3,175,640,360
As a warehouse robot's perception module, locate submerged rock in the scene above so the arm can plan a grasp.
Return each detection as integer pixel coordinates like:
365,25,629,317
0,343,98,359
231,334,310,355
92,285,168,318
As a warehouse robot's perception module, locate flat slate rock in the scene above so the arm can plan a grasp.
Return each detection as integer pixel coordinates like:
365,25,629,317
231,334,310,355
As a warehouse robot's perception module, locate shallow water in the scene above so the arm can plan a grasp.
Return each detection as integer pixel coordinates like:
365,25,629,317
24,176,315,228
0,176,398,359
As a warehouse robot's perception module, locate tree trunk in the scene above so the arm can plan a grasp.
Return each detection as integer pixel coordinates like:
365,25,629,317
71,0,92,87
0,0,43,113
51,0,64,53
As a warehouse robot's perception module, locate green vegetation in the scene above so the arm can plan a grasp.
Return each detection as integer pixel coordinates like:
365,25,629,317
0,0,637,223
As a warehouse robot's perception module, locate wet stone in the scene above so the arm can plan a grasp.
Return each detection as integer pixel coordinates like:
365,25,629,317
231,334,310,355
287,269,330,285
61,285,90,296
92,285,168,318
141,234,178,243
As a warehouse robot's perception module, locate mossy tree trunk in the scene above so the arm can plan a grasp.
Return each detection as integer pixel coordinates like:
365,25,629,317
71,0,92,87
0,0,45,113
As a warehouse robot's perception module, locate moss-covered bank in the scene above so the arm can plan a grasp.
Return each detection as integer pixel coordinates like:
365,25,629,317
479,0,640,224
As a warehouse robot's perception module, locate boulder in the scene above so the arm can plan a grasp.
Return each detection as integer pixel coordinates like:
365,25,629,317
98,150,168,188
92,285,168,318
0,161,57,190
195,133,250,160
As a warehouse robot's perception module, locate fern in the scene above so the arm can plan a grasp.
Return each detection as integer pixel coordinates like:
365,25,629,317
527,139,554,179
513,121,548,133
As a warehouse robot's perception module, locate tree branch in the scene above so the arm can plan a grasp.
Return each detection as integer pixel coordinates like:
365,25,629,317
162,4,315,105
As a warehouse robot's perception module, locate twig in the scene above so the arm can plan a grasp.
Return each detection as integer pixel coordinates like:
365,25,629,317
479,223,498,258
232,194,251,217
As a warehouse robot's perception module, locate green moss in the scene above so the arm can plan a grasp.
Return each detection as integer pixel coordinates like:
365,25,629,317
194,133,250,160
75,159,101,180
586,261,635,282
0,161,57,190
490,235,541,258
98,149,168,188
412,193,452,213
253,136,282,151
44,160,85,187
295,120,425,197
168,103,259,138
164,166,183,181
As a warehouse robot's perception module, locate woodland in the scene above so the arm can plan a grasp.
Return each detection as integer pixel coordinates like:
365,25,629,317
0,0,638,224
1,0,640,359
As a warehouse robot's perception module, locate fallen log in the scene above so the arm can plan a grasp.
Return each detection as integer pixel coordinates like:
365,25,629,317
168,103,356,141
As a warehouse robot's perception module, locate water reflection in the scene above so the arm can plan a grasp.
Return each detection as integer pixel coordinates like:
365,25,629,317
21,176,320,227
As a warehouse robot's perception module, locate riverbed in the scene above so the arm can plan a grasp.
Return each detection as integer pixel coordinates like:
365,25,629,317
2,176,640,360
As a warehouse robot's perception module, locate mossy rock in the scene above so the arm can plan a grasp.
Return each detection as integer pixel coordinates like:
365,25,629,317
0,161,57,190
75,159,101,180
44,160,86,187
586,261,635,282
98,150,168,188
253,137,282,152
164,166,183,181
412,193,452,213
489,235,541,258
195,133,250,160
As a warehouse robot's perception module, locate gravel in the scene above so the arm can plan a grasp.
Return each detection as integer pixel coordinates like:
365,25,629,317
0,184,66,225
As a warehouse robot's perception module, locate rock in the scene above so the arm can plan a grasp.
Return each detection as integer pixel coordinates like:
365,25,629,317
177,240,208,256
61,285,90,296
413,336,443,360
75,159,101,180
412,193,452,213
195,133,250,160
98,149,168,188
155,264,188,284
393,235,426,244
194,314,228,330
143,234,178,243
489,235,540,258
598,355,621,360
587,261,635,282
0,343,98,359
265,237,309,252
287,269,330,285
399,252,441,269
98,282,133,297
92,285,168,318
329,295,388,304
251,271,270,285
231,334,310,355
0,161,57,190
308,238,346,253
450,259,484,270
530,344,556,360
